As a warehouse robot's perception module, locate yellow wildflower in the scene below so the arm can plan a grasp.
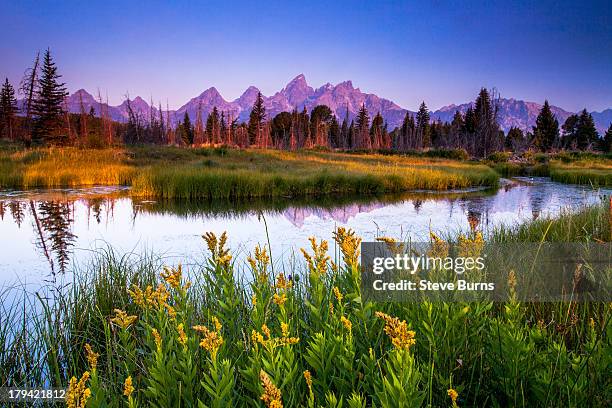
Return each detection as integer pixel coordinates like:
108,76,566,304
301,237,330,276
261,324,271,340
84,344,99,371
375,311,416,351
276,274,292,290
448,388,459,406
203,231,232,268
273,292,287,306
260,370,283,408
333,227,361,268
123,376,134,398
193,318,224,359
161,264,182,289
252,294,257,307
333,286,343,303
252,323,298,348
152,328,162,351
177,323,188,347
457,231,484,257
111,309,137,329
303,370,313,393
340,316,352,332
252,329,264,344
429,232,450,258
66,371,90,408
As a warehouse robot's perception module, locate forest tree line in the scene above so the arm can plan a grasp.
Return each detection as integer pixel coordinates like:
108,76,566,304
2,49,611,156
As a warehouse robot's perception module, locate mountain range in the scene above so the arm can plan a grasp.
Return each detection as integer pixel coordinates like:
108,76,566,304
55,74,611,134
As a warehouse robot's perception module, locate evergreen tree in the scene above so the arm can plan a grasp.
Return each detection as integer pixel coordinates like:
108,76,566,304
206,107,220,144
0,78,18,140
561,114,579,149
329,116,340,148
416,102,430,149
32,49,68,145
355,104,370,149
181,112,194,145
248,92,266,146
574,109,598,150
340,112,349,149
505,127,525,151
473,88,501,157
370,112,385,149
602,123,612,153
532,100,559,152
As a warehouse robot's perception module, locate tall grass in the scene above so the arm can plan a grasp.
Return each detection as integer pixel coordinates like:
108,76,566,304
1,203,610,407
0,145,499,198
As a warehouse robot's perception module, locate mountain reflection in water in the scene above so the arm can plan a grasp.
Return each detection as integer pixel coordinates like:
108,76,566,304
0,178,609,283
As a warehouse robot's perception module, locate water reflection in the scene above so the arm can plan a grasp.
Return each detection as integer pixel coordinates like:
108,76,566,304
0,178,609,283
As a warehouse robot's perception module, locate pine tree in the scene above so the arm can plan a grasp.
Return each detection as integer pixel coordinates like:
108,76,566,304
0,78,19,140
370,112,384,149
181,112,193,145
206,107,220,145
505,127,525,151
416,102,430,149
602,123,612,153
248,92,266,146
355,104,370,149
32,49,68,145
532,100,559,152
340,106,349,149
329,116,340,148
574,109,598,150
473,88,501,157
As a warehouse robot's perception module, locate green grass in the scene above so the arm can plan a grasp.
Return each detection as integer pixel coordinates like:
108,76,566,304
1,203,610,407
0,145,499,198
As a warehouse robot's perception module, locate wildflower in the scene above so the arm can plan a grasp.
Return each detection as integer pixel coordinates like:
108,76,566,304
249,244,270,279
194,318,224,359
273,292,287,306
429,232,450,258
84,344,99,371
333,227,361,268
260,370,283,408
375,311,416,351
251,329,264,344
177,323,188,347
252,323,298,348
457,231,484,257
152,328,162,351
329,302,334,315
111,309,137,329
203,231,232,268
252,294,257,307
128,284,170,311
333,286,343,303
301,237,330,276
303,370,313,393
161,265,182,289
340,316,352,332
448,388,459,407
276,274,292,290
123,376,135,398
66,371,90,408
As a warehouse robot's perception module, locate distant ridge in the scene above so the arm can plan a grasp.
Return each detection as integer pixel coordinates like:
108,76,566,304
53,76,612,134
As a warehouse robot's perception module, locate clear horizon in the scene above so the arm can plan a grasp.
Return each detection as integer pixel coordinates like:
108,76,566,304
1,0,610,112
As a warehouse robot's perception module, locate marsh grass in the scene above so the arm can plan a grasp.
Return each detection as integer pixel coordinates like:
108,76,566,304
1,203,610,407
0,146,499,198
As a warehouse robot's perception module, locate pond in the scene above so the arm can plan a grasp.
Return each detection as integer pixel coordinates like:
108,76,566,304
0,177,610,286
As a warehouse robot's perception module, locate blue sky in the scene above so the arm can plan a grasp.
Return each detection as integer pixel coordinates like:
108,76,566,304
1,0,610,111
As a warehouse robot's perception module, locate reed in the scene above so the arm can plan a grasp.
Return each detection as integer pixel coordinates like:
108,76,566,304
1,203,609,407
0,145,499,198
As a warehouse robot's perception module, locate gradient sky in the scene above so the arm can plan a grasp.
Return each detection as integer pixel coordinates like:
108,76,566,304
1,0,610,112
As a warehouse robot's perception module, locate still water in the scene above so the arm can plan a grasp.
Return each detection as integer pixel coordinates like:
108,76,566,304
0,178,609,285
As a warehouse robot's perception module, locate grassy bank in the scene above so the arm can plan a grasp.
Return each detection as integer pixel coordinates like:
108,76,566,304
490,152,612,187
0,145,499,198
1,203,610,407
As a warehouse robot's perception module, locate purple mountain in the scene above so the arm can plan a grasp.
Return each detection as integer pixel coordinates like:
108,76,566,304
56,75,611,134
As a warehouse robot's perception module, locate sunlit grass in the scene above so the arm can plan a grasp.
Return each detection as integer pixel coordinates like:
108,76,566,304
0,146,499,198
